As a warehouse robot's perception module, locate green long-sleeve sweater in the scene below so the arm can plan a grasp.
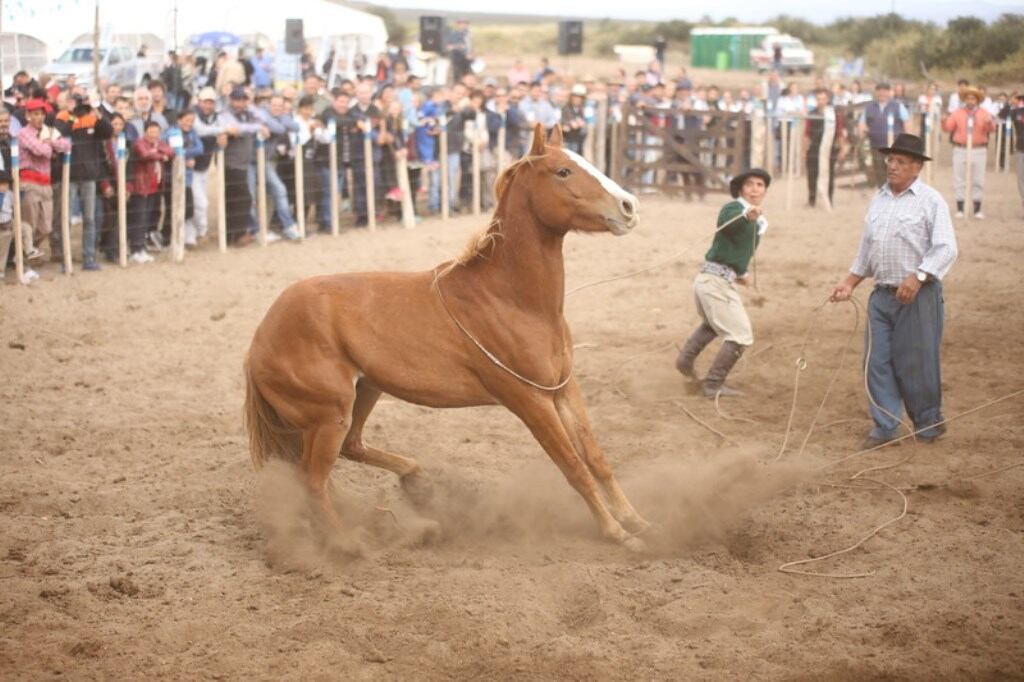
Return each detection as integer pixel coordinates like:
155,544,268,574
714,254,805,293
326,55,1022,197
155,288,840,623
704,200,761,276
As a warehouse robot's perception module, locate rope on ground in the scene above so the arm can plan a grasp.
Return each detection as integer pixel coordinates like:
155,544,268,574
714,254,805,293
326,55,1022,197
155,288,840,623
771,298,829,463
795,300,861,458
778,476,909,579
817,389,1024,473
962,461,1024,481
781,388,1024,579
675,400,738,445
713,390,760,424
773,296,1021,580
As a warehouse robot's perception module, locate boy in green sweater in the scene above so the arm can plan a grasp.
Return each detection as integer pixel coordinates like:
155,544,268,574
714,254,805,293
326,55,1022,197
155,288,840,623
676,168,771,398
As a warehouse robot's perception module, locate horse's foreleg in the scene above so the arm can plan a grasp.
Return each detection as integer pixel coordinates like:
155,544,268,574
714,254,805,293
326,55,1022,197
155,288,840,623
555,380,651,536
512,395,638,548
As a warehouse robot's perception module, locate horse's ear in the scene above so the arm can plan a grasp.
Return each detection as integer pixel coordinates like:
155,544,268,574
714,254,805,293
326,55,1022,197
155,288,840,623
529,123,546,156
547,124,564,148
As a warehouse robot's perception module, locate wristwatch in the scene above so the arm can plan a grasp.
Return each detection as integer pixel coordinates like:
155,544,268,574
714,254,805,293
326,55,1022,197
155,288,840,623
916,270,929,283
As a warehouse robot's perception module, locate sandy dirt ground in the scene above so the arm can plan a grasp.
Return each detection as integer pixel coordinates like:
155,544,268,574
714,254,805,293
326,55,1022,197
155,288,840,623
2,163,1023,680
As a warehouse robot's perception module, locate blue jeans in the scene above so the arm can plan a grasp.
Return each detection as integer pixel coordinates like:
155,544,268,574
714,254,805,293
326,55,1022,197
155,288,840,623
426,164,440,213
264,161,296,229
247,165,258,234
866,282,945,440
51,180,99,263
317,164,347,230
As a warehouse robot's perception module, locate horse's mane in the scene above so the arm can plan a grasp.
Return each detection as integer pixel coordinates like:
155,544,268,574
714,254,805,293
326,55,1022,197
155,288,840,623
434,152,545,282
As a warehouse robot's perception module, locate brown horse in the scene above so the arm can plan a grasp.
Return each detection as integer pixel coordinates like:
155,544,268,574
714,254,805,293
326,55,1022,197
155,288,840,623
244,123,649,549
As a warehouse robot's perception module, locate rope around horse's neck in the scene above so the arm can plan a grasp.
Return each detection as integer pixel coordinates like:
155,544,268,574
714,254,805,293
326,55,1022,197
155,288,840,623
432,269,573,392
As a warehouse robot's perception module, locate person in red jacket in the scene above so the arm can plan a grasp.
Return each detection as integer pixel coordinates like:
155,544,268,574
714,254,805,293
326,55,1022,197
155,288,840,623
127,120,173,263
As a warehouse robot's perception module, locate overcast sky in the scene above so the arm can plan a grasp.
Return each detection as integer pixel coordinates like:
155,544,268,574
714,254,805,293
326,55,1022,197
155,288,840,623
371,0,1021,23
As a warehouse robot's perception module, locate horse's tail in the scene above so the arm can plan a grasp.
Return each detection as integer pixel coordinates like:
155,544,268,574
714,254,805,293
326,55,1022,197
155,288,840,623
243,356,302,469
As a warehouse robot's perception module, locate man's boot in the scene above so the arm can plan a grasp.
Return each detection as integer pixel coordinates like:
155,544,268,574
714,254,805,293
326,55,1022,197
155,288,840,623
675,323,717,380
702,340,746,398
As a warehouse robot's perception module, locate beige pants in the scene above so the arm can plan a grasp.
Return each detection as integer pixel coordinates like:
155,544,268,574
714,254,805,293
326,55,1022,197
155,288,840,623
693,272,753,346
0,220,35,267
20,182,53,244
952,147,986,202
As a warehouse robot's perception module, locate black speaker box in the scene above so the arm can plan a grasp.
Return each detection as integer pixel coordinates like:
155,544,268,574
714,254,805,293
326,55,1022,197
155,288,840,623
558,21,583,56
285,18,304,55
420,16,445,53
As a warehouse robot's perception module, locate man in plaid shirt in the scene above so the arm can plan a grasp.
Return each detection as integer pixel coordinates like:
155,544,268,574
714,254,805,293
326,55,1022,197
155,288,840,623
830,133,958,449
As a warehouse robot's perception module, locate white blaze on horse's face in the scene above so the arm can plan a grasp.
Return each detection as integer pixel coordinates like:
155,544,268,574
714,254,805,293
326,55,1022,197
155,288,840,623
563,149,639,235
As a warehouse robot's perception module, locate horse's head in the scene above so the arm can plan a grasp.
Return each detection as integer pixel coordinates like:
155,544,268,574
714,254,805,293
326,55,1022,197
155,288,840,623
516,123,638,236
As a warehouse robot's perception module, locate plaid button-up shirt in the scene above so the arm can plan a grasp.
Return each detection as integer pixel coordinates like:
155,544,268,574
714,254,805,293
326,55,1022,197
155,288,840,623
850,178,958,286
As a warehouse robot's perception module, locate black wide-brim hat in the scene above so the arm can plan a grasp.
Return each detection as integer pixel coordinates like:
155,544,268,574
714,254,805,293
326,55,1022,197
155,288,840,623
729,168,772,198
877,133,931,162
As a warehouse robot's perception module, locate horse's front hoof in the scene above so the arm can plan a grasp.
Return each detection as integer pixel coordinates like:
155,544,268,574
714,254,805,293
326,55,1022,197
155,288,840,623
624,516,653,536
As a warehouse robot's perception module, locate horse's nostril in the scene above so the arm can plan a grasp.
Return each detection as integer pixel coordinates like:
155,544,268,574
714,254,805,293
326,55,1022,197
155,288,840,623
621,200,634,216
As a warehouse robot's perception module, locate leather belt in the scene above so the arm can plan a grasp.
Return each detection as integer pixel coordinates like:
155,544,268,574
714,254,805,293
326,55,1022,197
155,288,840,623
701,261,737,283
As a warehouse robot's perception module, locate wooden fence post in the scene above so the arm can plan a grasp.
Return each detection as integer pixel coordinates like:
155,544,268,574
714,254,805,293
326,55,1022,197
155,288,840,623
595,97,608,174
470,118,481,217
1003,117,1013,174
497,113,507,171
994,117,1003,172
363,128,376,231
439,113,449,221
782,119,793,210
10,140,24,284
169,131,186,262
255,136,268,245
116,133,128,267
292,132,306,239
60,153,72,275
608,107,621,186
924,110,934,185
818,109,836,212
750,109,765,171
396,149,416,230
328,120,340,236
216,148,227,252
583,99,596,164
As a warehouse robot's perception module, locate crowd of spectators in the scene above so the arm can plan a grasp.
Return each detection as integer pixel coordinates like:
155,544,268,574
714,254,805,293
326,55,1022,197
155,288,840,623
2,33,1023,285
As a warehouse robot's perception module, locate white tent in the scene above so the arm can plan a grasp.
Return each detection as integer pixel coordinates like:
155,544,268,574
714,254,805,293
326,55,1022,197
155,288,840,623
5,0,387,57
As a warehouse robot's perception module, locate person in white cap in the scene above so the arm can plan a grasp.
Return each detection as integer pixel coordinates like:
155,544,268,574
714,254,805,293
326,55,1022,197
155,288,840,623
561,84,588,154
190,86,229,246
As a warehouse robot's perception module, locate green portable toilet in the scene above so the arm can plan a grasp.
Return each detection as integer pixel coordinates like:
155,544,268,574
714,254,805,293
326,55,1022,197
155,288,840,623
690,26,779,70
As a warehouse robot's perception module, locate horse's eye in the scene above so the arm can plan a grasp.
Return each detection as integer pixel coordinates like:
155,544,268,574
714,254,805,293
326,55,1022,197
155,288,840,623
556,168,572,178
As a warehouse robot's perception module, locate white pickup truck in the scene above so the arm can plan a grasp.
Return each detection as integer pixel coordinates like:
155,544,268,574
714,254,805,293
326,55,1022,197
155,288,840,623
44,43,162,90
750,34,815,75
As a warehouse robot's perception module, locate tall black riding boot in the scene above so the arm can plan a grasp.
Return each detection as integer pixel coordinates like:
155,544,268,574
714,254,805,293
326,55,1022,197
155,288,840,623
702,340,746,398
676,323,717,380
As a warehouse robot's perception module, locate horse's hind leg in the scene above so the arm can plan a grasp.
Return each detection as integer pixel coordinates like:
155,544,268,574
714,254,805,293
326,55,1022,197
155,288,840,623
341,381,434,505
555,379,650,535
301,422,349,528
